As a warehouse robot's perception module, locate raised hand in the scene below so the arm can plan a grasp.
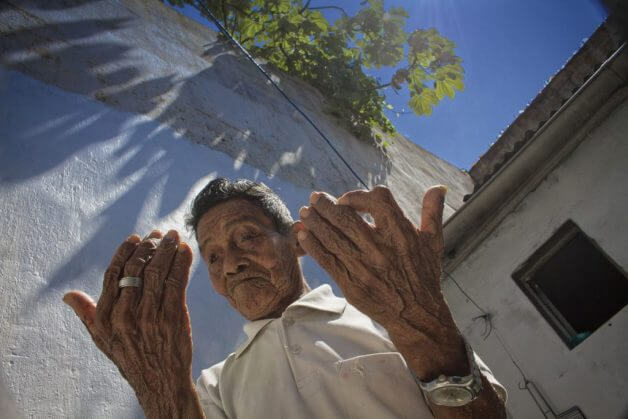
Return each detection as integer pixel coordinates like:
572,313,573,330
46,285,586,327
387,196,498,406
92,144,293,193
63,230,203,418
297,186,466,379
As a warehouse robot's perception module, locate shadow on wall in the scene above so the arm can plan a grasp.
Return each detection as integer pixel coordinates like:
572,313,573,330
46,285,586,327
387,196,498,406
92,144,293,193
0,1,338,298
1,0,390,193
0,1,336,417
0,0,337,416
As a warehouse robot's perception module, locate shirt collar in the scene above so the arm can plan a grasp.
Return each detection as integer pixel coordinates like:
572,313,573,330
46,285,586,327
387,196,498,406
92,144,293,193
235,284,346,358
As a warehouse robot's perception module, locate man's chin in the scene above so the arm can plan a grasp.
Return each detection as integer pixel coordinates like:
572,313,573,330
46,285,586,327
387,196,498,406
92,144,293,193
231,281,282,320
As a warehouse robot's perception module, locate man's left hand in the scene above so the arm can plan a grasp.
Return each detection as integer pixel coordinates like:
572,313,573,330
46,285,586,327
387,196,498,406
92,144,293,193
298,185,466,380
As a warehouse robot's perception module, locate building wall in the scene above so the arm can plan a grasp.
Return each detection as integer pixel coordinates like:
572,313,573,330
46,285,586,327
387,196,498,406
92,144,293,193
443,98,628,418
0,0,472,417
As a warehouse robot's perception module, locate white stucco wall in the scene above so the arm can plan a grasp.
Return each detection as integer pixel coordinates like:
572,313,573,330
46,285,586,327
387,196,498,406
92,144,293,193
0,0,471,219
0,0,473,417
443,98,628,418
0,68,335,418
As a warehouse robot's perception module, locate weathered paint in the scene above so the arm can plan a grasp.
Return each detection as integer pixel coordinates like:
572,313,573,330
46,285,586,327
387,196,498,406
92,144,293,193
0,0,471,220
0,69,332,417
0,0,473,417
443,98,628,418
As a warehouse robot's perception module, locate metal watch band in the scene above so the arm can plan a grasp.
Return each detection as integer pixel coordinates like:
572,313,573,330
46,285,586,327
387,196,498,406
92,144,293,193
417,338,483,406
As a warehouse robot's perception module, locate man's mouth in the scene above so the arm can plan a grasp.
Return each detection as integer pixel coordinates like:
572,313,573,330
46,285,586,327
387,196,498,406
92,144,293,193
228,273,269,293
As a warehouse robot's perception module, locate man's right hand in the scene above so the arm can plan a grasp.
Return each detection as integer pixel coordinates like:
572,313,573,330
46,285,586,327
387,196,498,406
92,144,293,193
63,230,204,418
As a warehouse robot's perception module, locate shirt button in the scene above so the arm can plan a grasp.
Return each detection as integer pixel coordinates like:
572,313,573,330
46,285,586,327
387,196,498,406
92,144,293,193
290,344,302,355
284,317,295,327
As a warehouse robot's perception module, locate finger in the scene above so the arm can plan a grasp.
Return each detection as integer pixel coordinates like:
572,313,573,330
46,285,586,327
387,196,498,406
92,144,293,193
138,230,179,343
300,206,371,266
111,231,162,337
96,234,141,331
336,187,401,228
64,290,116,355
161,242,193,341
420,185,447,237
308,192,382,257
297,229,350,289
338,186,414,249
64,290,97,331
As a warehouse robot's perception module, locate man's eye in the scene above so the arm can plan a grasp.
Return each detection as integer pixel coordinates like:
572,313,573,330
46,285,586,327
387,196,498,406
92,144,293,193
209,254,218,264
241,232,259,241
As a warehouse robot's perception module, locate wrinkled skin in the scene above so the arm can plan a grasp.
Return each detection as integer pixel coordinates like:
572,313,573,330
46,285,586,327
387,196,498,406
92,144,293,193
63,230,203,418
298,186,506,418
196,199,308,321
297,186,461,376
64,186,505,419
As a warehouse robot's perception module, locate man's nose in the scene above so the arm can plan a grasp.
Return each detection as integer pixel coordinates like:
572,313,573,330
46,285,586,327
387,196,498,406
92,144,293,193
223,250,250,276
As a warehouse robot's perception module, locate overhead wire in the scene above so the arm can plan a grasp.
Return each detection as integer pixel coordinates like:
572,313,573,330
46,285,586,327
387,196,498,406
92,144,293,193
443,270,555,418
188,4,592,416
191,1,369,190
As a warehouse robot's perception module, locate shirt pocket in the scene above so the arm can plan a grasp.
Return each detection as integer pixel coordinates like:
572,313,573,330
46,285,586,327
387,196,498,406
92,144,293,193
335,352,431,419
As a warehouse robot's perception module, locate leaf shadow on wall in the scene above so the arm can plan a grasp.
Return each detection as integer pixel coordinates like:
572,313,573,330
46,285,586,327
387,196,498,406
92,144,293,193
1,1,388,416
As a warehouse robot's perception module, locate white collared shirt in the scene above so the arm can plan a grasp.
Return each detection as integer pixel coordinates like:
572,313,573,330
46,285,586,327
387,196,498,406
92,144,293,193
196,285,505,418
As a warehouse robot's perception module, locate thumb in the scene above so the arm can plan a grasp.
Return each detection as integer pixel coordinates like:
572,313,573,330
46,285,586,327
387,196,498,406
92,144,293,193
63,290,97,331
420,185,447,238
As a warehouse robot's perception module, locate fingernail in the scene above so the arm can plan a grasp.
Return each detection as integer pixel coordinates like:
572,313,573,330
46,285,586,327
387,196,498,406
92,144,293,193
62,294,76,311
310,192,321,204
143,230,160,240
163,229,178,242
297,230,307,241
299,207,310,218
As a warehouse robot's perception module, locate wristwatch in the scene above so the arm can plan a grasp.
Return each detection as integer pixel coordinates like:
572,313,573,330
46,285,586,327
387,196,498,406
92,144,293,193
418,339,483,407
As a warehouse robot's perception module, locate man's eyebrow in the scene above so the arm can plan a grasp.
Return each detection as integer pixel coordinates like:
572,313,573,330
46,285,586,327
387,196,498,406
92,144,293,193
200,216,265,249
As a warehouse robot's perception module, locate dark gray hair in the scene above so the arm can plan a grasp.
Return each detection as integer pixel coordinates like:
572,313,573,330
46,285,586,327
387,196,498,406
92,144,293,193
185,178,294,239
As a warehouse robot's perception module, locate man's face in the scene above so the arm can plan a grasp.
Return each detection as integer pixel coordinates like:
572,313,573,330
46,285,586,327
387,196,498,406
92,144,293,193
196,199,306,321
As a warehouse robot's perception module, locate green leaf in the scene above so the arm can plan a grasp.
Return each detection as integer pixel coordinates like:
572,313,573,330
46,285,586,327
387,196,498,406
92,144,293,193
180,0,464,145
435,81,446,100
309,12,328,32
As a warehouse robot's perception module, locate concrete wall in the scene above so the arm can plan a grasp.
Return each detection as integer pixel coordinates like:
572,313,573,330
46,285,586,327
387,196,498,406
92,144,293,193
443,98,628,418
0,0,471,417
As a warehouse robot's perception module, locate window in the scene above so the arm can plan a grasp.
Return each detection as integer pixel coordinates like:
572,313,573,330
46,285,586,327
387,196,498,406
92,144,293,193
512,220,628,349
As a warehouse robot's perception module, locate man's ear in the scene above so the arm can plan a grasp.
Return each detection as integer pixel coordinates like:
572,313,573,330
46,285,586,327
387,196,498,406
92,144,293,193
290,222,307,257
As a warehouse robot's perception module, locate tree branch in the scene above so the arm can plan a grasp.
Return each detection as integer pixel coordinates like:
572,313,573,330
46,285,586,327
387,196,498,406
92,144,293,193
372,82,392,90
308,6,349,17
298,0,312,14
224,1,251,18
220,2,231,36
278,43,295,71
240,26,267,45
231,11,238,35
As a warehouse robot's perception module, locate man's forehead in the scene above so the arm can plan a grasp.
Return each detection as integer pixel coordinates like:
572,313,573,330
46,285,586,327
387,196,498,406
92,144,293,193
197,199,274,245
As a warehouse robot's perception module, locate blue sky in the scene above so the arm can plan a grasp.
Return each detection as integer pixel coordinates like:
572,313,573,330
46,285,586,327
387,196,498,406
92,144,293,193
176,1,607,169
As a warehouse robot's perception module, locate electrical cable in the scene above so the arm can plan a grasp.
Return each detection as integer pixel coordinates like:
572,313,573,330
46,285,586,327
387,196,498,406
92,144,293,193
443,269,551,418
191,1,369,190
443,270,486,315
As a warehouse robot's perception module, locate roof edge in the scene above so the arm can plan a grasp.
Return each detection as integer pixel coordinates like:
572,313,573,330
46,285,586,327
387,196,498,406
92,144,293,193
443,42,628,273
467,17,625,196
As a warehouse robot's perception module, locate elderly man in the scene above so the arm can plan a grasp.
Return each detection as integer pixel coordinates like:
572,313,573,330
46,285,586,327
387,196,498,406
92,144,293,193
64,178,507,418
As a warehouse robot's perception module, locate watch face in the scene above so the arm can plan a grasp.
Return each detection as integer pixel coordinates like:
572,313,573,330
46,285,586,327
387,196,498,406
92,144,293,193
432,387,473,407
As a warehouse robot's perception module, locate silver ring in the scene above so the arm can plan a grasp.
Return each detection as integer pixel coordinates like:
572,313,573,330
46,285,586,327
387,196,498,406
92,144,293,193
119,276,143,288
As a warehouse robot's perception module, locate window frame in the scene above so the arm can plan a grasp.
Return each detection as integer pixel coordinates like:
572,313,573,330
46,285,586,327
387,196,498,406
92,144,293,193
512,220,626,349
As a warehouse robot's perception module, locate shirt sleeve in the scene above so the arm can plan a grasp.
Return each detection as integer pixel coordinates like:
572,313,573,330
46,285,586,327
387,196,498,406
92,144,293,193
196,361,229,419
